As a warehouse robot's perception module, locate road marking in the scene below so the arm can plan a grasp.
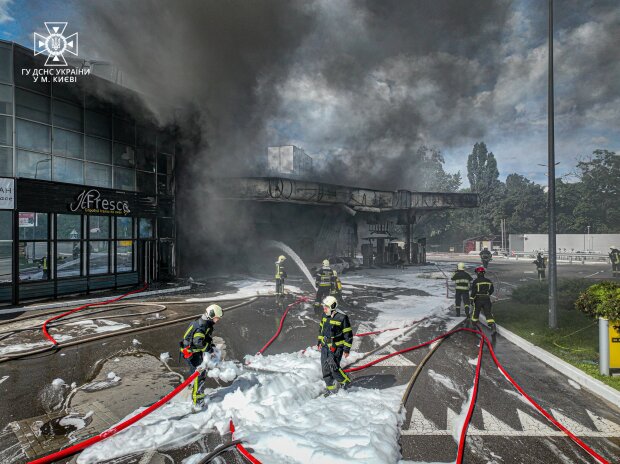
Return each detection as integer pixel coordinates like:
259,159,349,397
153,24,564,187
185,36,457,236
402,408,620,437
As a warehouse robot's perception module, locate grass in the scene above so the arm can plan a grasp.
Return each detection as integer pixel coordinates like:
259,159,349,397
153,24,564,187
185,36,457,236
494,300,620,392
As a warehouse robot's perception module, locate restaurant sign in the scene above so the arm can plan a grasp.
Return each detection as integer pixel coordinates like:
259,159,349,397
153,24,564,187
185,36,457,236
69,189,131,215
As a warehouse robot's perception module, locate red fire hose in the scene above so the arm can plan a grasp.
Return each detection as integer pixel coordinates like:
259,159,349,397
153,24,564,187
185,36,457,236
457,337,484,463
257,296,309,355
230,420,262,464
42,283,148,345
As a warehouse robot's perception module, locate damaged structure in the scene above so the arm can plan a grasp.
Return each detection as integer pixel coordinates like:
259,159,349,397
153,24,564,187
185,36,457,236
208,177,478,267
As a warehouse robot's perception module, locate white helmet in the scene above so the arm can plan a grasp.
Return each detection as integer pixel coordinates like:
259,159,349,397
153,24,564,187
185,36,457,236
611,246,616,250
457,262,465,270
322,259,330,267
322,295,338,310
277,255,286,263
203,304,223,320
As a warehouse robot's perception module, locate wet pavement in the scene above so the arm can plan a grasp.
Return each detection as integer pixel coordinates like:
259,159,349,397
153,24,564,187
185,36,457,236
0,265,618,463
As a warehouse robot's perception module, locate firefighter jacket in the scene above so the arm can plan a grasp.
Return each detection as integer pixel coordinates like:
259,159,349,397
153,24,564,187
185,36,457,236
451,270,472,292
533,255,546,269
316,267,337,288
471,276,494,300
610,249,620,264
318,310,353,353
275,263,287,279
480,250,492,260
180,318,215,355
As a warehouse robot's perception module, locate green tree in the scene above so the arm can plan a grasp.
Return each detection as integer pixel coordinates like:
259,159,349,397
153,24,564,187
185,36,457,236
495,174,546,233
467,142,501,194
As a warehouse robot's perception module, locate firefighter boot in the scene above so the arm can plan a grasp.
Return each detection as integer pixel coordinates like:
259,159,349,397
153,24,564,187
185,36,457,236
455,305,460,318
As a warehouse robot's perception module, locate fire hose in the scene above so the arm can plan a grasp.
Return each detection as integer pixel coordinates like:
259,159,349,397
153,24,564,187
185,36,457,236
257,296,310,354
29,298,611,464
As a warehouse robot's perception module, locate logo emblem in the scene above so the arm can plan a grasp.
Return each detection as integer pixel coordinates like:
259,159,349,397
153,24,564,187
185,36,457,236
34,22,78,66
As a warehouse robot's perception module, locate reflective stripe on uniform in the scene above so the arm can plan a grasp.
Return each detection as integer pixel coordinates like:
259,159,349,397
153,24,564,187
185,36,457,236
329,320,342,325
342,327,352,333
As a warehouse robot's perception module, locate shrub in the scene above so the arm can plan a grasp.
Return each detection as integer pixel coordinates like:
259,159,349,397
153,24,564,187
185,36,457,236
575,281,620,320
511,279,591,310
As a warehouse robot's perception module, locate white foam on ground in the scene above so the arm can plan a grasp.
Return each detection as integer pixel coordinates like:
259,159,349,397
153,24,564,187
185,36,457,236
185,279,305,302
0,375,9,385
427,369,460,394
77,349,405,464
0,334,73,356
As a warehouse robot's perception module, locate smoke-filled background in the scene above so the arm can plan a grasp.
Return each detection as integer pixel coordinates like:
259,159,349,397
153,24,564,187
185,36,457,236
3,0,618,188
1,0,618,273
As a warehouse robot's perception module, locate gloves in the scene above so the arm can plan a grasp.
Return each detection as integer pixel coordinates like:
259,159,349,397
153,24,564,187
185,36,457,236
182,347,192,359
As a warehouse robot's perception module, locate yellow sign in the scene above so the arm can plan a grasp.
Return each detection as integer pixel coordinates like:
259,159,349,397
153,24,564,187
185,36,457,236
610,321,620,369
119,240,133,247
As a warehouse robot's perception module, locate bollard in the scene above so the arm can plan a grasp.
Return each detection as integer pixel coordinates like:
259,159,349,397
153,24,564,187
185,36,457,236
599,318,609,376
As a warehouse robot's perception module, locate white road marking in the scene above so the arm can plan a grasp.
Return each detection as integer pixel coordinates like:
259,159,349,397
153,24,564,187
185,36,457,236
402,408,620,437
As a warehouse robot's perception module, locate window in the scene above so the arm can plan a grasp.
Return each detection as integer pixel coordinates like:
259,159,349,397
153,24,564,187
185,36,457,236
0,211,11,283
89,216,110,239
116,217,133,239
113,117,135,145
137,125,156,149
16,150,51,180
0,115,11,146
53,81,83,104
57,241,81,277
137,171,156,195
15,88,51,123
89,240,109,275
53,157,84,184
18,212,48,239
56,214,82,278
139,218,154,238
19,241,49,281
53,128,84,159
114,167,135,191
85,136,111,164
53,100,83,131
85,110,111,138
14,47,49,93
16,120,51,153
85,162,111,188
0,42,11,84
113,143,135,168
116,241,133,272
157,153,172,175
0,146,12,177
136,147,156,172
0,84,12,114
157,174,171,195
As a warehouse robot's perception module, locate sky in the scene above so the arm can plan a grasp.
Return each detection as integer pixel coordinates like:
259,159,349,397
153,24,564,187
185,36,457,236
1,0,618,188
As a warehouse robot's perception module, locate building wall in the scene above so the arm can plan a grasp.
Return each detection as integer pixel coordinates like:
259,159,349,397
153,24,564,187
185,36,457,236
509,234,620,253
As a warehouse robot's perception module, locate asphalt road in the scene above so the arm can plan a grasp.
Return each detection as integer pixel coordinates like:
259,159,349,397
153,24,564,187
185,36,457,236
0,266,618,464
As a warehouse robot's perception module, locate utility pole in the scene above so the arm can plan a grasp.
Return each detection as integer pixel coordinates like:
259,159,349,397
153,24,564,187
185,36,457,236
548,0,558,329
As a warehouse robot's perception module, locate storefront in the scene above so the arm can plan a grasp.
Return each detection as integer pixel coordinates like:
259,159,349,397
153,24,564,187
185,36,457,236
0,178,166,305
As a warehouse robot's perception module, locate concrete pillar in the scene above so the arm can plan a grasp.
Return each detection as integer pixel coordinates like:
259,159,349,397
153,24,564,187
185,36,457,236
600,318,609,376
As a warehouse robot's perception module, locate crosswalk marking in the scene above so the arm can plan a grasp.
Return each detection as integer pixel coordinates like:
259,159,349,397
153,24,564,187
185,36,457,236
402,407,620,437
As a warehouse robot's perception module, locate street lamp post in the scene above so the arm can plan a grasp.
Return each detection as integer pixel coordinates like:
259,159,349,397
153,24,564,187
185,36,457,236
547,0,558,329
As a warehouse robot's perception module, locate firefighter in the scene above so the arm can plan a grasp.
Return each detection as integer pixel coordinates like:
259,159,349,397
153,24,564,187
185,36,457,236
533,251,546,280
314,259,337,311
479,248,492,268
179,304,223,406
451,262,472,318
331,275,344,304
610,246,620,277
275,255,288,297
470,266,496,333
317,295,353,395
40,255,49,280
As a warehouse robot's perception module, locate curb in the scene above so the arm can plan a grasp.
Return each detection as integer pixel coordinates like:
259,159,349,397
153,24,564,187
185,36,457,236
1,286,192,315
497,323,620,408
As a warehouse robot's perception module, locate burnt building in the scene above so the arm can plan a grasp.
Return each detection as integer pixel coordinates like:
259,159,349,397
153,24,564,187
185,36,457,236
0,40,177,305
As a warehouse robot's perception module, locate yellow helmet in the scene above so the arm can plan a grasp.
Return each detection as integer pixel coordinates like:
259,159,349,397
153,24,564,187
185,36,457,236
322,295,338,310
277,255,286,263
457,262,465,270
322,259,330,267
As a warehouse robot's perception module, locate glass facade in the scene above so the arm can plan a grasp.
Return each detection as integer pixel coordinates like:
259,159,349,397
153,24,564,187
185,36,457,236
0,40,177,305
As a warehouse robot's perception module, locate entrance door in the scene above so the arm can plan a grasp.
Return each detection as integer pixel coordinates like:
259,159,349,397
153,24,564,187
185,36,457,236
138,240,157,284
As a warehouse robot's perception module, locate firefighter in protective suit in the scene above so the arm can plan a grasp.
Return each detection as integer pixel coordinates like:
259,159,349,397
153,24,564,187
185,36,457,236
179,304,223,406
609,246,620,277
275,255,288,297
451,262,472,318
315,259,337,310
471,267,496,333
533,252,546,280
480,248,492,268
317,296,353,395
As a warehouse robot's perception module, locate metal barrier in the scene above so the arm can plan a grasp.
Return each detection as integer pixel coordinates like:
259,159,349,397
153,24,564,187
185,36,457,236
511,251,609,263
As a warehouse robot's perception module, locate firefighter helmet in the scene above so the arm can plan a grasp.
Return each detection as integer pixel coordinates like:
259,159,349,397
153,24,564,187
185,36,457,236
322,259,330,267
204,304,223,320
457,262,465,270
277,255,286,263
475,266,486,274
322,295,338,310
